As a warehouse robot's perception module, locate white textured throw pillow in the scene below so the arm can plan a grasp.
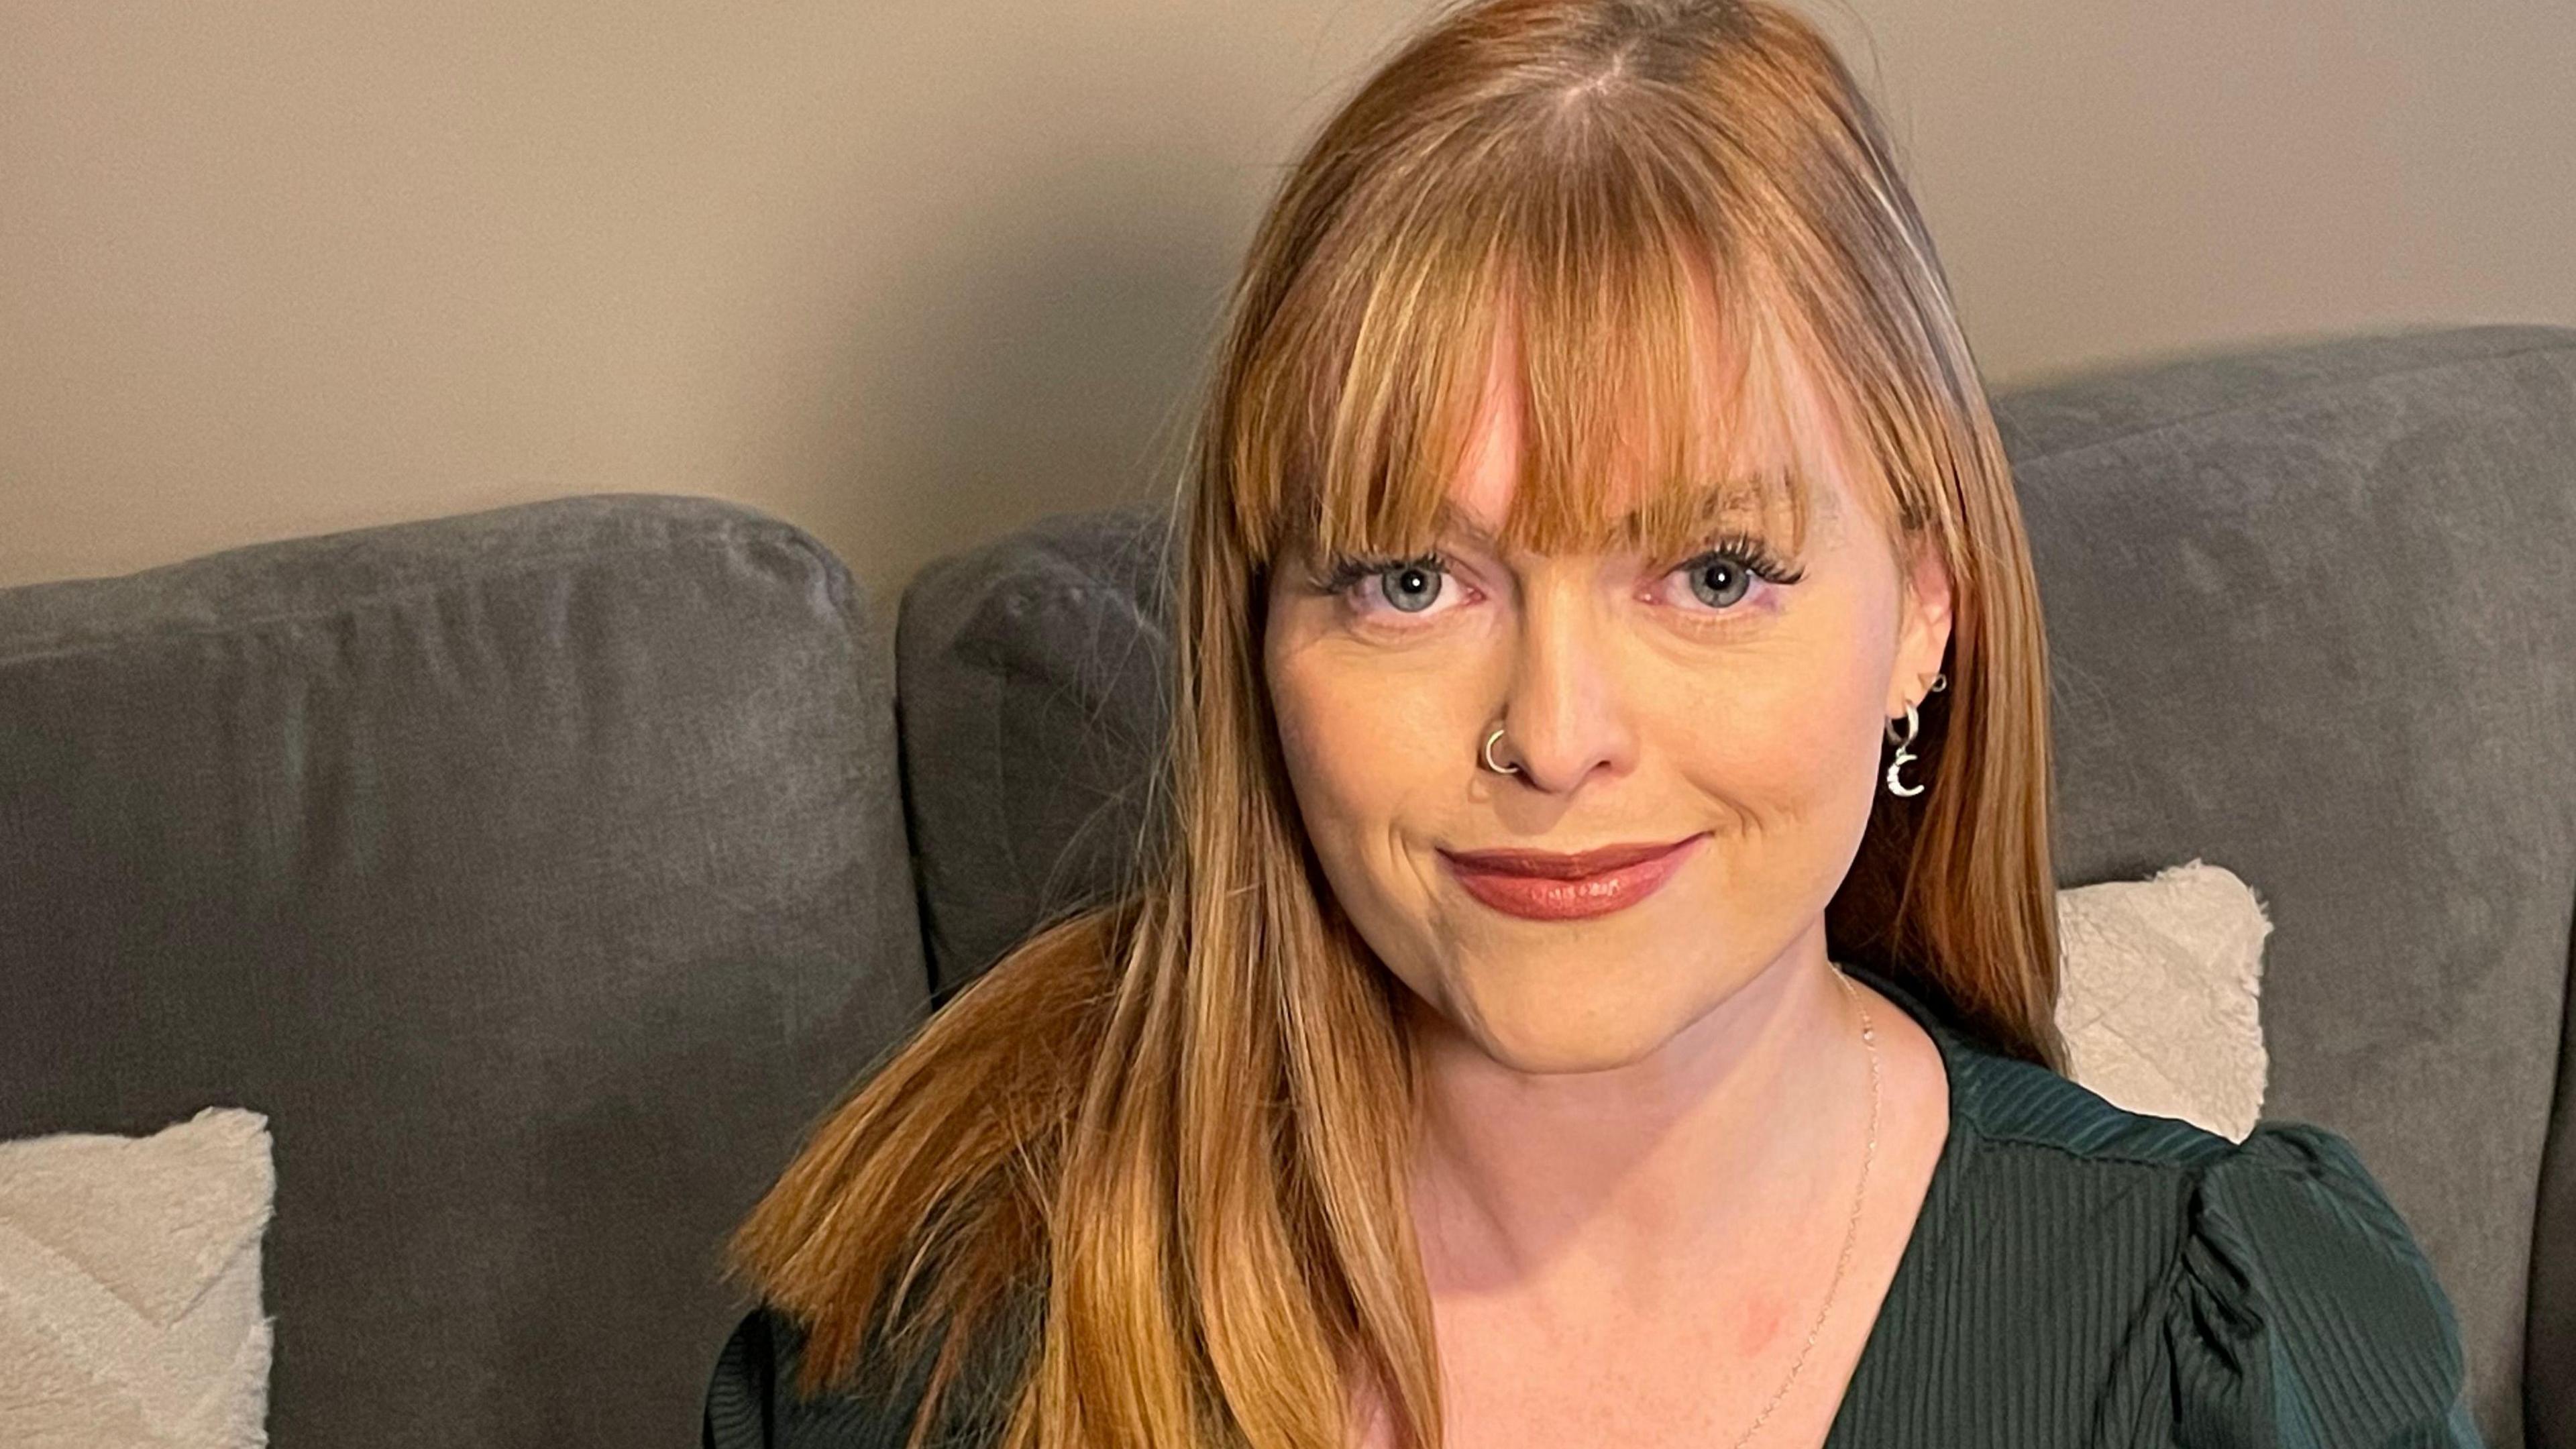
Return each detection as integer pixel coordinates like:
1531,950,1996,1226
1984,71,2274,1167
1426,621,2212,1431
0,1106,275,1449
2054,859,2273,1142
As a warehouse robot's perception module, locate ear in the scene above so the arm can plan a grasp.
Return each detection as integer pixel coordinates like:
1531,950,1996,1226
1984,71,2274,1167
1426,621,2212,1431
1888,532,1955,718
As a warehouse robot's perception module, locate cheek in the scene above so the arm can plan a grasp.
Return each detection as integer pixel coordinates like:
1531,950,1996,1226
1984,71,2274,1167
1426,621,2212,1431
1656,643,1888,833
1271,659,1457,849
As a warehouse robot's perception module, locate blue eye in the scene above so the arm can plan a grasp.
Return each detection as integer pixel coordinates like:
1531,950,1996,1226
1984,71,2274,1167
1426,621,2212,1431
1312,551,1450,614
1676,532,1806,611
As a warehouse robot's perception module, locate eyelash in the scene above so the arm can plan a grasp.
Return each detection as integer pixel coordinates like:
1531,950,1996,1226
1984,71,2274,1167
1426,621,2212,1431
1310,531,1807,617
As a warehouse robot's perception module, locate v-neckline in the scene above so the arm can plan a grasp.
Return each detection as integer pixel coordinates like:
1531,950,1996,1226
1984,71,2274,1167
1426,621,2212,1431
1815,960,1978,1447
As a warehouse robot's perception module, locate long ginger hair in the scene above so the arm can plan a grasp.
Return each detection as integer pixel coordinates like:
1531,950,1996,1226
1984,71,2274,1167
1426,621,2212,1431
718,3,2062,1446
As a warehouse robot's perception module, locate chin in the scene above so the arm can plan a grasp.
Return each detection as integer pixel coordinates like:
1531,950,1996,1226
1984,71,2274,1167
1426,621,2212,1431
1483,1016,1679,1072
1466,1004,1684,1075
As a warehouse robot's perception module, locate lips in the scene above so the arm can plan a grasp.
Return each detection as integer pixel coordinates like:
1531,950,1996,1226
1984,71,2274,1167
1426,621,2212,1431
1439,834,1705,922
1441,835,1702,879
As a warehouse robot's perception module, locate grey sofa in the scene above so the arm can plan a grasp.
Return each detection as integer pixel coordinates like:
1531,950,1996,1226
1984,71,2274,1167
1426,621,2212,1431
1,323,2569,1447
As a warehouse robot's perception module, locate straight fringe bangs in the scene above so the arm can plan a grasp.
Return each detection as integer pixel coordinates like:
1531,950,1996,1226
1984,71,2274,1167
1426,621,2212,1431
1229,99,1836,577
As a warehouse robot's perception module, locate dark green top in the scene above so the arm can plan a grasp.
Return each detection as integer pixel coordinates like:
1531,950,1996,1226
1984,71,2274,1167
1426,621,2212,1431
702,963,2484,1447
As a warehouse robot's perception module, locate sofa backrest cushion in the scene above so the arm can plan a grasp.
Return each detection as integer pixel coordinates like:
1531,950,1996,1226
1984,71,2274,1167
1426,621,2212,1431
0,494,928,1449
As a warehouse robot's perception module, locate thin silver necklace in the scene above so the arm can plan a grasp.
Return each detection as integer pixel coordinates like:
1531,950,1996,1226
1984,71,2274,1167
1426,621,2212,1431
1723,964,1882,1449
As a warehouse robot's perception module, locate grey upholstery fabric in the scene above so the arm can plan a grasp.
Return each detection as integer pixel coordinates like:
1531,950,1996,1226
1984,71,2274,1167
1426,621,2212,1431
893,323,2576,1448
894,506,1175,1004
0,494,927,1449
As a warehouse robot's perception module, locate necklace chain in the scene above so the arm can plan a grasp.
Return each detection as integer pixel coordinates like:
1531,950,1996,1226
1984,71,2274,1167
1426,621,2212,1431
1723,965,1881,1449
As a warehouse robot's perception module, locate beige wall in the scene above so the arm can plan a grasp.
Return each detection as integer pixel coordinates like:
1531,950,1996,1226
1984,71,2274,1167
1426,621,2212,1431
3,1,2568,592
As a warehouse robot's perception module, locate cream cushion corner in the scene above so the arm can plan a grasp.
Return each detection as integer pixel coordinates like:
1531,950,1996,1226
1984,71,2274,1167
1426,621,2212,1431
2055,858,2273,1142
0,1106,276,1449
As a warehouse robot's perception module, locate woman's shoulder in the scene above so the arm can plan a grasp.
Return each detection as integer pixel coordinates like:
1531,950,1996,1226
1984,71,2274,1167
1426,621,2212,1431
1933,1033,2481,1444
1947,1052,2469,1356
2158,1117,2482,1444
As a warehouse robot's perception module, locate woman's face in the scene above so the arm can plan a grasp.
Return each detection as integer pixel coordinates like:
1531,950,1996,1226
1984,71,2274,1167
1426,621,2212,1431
1260,313,1953,1074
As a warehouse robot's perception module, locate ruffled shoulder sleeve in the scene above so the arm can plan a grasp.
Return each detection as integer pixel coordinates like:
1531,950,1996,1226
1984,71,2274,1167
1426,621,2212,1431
2163,1120,2485,1447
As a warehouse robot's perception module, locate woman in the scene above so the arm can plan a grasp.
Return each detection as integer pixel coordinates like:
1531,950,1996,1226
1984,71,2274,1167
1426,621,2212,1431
702,1,2482,1445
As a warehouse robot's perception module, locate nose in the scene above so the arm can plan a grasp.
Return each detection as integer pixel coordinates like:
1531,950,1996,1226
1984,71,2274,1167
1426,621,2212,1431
1489,581,1638,793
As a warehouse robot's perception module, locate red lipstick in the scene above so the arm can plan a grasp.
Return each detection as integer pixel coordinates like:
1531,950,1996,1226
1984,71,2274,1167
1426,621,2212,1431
1440,834,1705,921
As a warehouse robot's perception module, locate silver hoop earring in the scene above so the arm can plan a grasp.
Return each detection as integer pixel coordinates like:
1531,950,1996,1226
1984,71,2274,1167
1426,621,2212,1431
1883,672,1946,798
1481,722,1521,776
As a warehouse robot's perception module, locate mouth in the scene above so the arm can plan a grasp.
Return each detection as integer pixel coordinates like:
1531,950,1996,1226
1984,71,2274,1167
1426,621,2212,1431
1438,833,1705,921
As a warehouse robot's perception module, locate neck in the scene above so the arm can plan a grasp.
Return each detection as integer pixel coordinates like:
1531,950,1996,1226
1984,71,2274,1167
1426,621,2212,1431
1403,941,1868,1324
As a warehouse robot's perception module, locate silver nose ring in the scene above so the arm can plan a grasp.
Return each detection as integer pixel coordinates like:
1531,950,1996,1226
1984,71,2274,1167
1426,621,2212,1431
1481,723,1521,775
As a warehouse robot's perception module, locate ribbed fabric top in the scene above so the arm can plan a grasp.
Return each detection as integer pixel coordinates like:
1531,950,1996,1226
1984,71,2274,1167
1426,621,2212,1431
703,962,2485,1448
